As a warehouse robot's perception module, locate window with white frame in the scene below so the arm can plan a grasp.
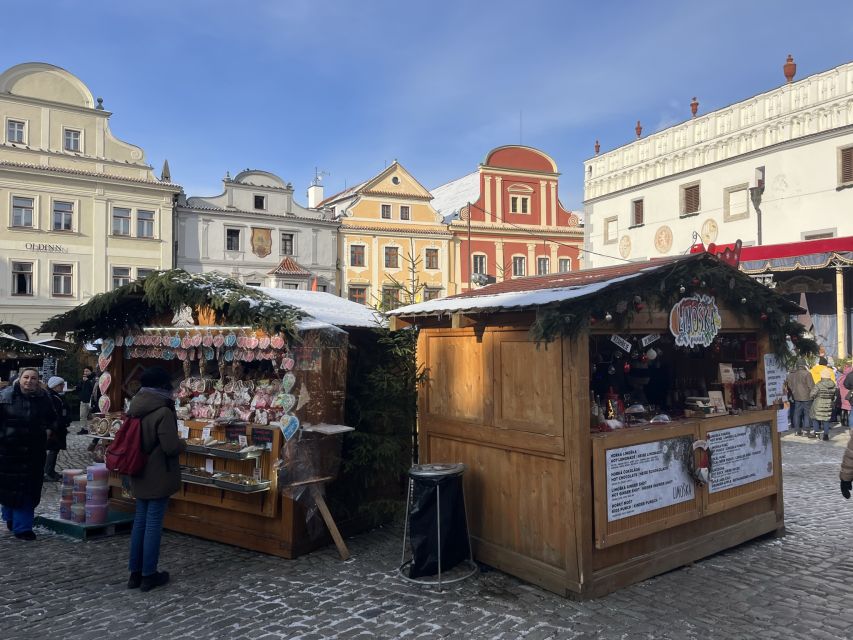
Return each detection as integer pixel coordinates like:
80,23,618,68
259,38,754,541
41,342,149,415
512,256,526,277
723,184,749,222
12,262,33,296
52,264,73,296
400,205,410,220
254,195,266,210
381,204,392,219
840,146,853,186
423,287,442,301
225,228,241,251
425,248,439,270
281,232,294,255
558,258,571,273
137,210,155,238
603,216,618,244
7,120,25,143
350,244,365,267
384,246,399,268
680,182,701,216
136,268,154,280
63,128,81,152
112,208,131,236
631,198,644,226
537,257,550,275
510,196,530,214
472,254,486,275
52,201,74,231
12,196,34,227
348,286,367,305
112,267,131,289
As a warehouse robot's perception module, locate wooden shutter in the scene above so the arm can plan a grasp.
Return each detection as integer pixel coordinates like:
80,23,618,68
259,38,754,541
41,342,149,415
683,185,700,214
842,148,853,184
633,199,644,225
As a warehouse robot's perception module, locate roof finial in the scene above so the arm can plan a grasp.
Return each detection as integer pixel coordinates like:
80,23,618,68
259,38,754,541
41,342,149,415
594,139,600,155
783,54,797,83
96,97,104,110
690,97,699,117
635,120,643,139
160,159,171,182
224,170,231,181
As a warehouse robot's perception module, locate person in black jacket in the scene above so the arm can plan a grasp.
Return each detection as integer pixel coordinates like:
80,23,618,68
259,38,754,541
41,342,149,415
77,367,95,434
45,376,70,481
0,368,57,540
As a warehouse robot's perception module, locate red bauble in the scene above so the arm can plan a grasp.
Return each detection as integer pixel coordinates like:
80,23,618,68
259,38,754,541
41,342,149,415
760,313,768,321
691,277,700,286
635,303,645,311
589,317,597,325
623,362,631,373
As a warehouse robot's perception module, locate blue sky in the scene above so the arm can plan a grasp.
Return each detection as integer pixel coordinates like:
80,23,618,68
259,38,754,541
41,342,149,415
5,1,853,209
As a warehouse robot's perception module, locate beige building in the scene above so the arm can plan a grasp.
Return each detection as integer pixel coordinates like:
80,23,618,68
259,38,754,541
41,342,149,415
0,62,180,338
319,162,452,308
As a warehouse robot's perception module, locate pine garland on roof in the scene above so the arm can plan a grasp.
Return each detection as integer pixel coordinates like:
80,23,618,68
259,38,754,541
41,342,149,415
38,270,305,343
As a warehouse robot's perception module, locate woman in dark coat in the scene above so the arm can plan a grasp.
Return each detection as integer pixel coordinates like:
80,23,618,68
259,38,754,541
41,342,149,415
126,366,185,592
45,376,71,481
0,368,57,540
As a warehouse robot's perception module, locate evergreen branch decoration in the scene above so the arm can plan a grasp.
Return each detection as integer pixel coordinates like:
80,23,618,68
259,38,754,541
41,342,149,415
0,335,64,358
37,269,305,343
528,254,817,366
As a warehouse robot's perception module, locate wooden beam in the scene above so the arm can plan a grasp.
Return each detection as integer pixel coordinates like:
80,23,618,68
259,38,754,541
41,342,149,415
451,313,478,329
388,316,412,331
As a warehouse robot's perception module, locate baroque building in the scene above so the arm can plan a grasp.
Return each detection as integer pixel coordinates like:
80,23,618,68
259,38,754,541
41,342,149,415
0,62,180,338
176,170,339,290
431,145,583,291
320,161,451,307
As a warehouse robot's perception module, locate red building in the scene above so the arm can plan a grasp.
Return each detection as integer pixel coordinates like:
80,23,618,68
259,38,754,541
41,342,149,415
431,145,583,292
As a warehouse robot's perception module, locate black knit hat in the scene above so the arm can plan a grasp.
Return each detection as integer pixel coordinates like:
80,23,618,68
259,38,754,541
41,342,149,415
140,366,173,391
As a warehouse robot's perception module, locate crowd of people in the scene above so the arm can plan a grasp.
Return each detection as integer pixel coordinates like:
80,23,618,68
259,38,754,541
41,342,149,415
785,356,853,440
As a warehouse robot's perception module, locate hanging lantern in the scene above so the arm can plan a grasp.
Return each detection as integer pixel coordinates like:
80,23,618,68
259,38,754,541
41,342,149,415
605,312,613,322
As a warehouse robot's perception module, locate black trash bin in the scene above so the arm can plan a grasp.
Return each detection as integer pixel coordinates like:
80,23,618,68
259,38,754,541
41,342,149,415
399,463,477,588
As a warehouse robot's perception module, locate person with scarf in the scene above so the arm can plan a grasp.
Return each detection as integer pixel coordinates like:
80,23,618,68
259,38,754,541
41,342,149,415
0,368,57,540
126,366,186,592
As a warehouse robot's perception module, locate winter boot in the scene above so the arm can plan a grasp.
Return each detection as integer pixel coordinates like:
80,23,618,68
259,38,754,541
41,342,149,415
139,571,170,593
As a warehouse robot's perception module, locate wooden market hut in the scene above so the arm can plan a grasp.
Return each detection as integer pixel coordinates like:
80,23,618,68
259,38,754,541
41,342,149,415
0,331,65,385
39,270,398,559
388,252,812,598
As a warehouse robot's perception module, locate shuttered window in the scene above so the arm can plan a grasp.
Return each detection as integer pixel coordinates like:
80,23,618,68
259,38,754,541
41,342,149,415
842,147,853,184
682,184,700,215
632,199,644,226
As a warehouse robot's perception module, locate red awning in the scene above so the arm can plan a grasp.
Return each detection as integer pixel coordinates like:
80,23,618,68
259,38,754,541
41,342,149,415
692,237,853,273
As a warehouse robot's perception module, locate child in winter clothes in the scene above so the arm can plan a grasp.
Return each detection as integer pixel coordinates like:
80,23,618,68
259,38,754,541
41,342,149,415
810,368,838,440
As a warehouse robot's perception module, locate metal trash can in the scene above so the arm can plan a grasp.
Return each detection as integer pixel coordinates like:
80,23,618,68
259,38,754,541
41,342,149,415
399,463,477,589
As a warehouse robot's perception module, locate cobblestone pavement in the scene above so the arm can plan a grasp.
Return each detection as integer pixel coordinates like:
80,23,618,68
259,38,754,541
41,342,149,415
2,424,853,639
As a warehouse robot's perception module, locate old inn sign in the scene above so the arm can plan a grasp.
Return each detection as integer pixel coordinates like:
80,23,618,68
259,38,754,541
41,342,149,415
669,294,722,348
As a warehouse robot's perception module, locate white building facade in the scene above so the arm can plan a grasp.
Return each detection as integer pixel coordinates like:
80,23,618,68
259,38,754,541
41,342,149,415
176,170,339,290
0,63,179,339
584,58,853,267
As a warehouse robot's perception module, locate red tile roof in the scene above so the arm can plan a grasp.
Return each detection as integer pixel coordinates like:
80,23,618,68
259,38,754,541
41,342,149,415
0,159,181,188
267,257,311,277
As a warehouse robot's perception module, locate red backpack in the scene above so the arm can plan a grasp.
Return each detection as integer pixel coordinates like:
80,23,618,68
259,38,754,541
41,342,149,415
105,416,148,476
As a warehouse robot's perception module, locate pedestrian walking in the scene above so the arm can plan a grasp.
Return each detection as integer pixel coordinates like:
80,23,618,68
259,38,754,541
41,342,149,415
786,358,815,436
840,427,853,499
810,368,838,441
126,366,185,592
810,356,836,383
77,366,95,434
45,376,70,481
0,368,57,540
838,364,853,428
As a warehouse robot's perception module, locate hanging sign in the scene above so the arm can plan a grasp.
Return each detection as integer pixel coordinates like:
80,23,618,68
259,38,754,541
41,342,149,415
610,335,632,353
669,294,722,348
707,422,773,492
641,333,661,347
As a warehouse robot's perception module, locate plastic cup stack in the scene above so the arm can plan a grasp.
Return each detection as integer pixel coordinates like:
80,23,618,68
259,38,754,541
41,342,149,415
59,469,83,521
84,464,109,525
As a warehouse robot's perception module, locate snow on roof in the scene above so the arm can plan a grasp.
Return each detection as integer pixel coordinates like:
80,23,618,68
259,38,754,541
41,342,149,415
0,332,65,353
253,288,386,329
430,171,479,223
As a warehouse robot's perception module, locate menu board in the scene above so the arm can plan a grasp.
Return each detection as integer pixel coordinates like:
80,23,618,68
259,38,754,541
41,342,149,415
708,422,773,493
763,354,786,405
606,436,695,522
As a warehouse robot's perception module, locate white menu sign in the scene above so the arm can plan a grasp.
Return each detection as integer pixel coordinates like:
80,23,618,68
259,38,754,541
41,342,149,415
763,354,786,406
708,422,773,493
606,437,695,522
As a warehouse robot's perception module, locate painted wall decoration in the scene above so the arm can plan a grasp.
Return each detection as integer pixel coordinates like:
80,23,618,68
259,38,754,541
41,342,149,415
251,227,273,258
606,436,695,522
708,422,773,493
669,294,722,348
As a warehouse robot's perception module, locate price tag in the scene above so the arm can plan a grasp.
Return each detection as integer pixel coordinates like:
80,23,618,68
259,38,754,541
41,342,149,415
610,334,632,353
253,468,262,480
202,427,211,440
204,459,214,473
641,333,661,347
178,425,189,439
238,435,248,447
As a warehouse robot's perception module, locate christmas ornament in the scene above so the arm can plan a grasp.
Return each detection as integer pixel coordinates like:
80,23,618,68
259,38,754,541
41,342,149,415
679,285,686,294
623,362,631,373
605,312,613,322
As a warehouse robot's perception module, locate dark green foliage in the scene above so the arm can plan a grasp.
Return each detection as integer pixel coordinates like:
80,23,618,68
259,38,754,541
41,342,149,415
529,255,817,366
37,270,303,343
329,327,424,527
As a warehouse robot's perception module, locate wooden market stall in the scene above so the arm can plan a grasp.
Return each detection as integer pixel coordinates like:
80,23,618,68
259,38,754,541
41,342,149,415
0,331,65,385
39,271,387,559
388,252,813,598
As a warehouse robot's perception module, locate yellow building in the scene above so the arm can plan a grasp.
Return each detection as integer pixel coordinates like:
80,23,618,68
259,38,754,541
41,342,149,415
0,63,180,338
319,162,452,308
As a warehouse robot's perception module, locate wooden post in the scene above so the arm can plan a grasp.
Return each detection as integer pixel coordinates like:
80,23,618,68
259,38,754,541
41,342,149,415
310,484,350,560
836,267,846,359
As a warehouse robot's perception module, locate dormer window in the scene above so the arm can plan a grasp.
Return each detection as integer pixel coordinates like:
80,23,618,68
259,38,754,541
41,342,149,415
64,128,81,152
507,183,534,214
254,195,266,210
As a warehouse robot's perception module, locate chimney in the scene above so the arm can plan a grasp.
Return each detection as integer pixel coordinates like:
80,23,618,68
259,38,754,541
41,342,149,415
307,182,324,208
690,97,699,117
783,54,797,83
635,120,643,139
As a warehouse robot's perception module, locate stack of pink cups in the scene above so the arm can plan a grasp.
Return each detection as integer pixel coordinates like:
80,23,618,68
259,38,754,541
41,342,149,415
71,474,87,523
85,464,109,525
59,468,83,520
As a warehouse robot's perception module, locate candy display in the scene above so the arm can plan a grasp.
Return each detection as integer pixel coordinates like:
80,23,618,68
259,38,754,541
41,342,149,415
175,374,293,427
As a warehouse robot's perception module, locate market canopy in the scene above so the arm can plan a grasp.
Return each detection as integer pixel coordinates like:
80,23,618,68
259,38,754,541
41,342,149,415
38,270,308,343
0,332,65,357
690,236,853,274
